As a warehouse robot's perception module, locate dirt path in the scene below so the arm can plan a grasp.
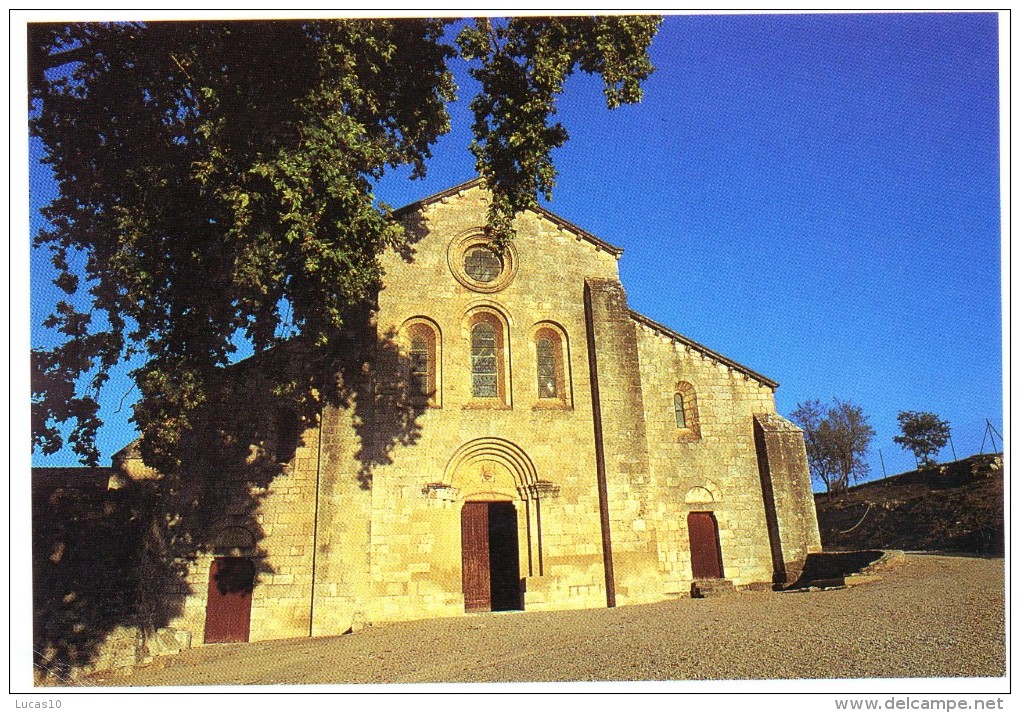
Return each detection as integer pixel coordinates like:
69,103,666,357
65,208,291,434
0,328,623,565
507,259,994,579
81,554,1004,687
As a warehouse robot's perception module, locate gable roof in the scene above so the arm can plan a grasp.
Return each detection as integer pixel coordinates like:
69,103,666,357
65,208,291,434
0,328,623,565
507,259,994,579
393,180,776,389
629,310,779,390
391,177,625,257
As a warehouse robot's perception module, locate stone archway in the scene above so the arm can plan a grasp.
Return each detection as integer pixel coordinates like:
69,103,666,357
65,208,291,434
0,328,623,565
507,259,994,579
443,437,539,498
443,439,540,612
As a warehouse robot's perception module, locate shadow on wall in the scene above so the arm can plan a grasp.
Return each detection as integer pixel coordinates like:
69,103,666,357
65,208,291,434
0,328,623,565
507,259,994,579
32,302,427,680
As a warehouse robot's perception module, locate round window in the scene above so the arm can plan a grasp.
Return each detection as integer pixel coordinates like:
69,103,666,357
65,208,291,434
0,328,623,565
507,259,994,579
448,233,518,293
463,246,503,283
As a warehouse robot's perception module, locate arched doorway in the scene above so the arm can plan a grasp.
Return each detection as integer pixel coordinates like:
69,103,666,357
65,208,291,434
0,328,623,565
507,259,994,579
687,511,724,580
461,501,522,612
443,438,539,613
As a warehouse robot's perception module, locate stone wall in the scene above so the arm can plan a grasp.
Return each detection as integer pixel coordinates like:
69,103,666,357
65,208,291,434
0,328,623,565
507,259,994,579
33,181,823,676
354,182,623,621
632,317,780,593
583,278,655,605
754,412,823,584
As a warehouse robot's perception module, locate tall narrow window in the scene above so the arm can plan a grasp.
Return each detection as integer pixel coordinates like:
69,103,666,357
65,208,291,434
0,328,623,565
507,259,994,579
403,319,440,407
409,334,430,397
531,324,570,407
536,337,557,399
674,381,700,439
674,393,687,428
471,322,498,398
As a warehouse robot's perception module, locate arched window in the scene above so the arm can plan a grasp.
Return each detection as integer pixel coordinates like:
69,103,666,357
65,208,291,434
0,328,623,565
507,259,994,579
410,334,430,396
674,381,700,439
464,309,510,406
471,321,498,398
403,319,441,407
532,323,571,407
537,337,557,398
674,393,687,428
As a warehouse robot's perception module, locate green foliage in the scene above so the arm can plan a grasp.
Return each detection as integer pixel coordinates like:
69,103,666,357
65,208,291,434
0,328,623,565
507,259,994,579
791,398,876,495
29,17,660,469
894,411,952,467
458,16,660,245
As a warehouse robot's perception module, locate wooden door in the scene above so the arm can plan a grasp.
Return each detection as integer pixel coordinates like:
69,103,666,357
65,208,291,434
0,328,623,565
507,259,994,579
461,502,491,612
688,511,724,580
204,557,255,643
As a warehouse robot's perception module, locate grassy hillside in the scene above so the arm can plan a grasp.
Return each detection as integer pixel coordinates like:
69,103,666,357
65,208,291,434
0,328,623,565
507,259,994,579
814,453,1004,554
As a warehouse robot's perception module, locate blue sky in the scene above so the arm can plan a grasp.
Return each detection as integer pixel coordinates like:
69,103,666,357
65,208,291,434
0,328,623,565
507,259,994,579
28,12,1004,484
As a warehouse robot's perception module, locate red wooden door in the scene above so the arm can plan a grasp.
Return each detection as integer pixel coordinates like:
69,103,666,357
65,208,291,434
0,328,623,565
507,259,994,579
461,502,491,612
204,557,255,643
688,512,724,579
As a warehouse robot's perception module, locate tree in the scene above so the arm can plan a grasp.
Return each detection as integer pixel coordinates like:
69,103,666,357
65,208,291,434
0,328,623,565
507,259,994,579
894,411,952,467
29,17,661,470
790,398,876,496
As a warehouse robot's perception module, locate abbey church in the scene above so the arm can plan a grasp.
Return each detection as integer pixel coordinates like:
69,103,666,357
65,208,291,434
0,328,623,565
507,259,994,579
34,178,821,659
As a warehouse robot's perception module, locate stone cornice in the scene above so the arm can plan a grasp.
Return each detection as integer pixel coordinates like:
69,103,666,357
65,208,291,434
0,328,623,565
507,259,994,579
391,177,625,257
629,309,779,390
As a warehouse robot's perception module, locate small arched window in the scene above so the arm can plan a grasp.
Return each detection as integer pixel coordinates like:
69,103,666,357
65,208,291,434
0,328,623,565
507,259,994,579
674,393,687,428
212,526,257,553
537,337,557,399
403,319,441,407
471,321,499,398
674,381,700,439
410,334,430,396
532,324,571,407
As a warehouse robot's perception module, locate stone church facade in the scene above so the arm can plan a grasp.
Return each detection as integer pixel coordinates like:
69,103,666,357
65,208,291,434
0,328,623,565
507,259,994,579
92,179,821,648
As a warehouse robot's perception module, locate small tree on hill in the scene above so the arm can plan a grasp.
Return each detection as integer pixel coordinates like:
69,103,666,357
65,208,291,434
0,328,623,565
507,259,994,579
894,411,952,467
791,398,876,497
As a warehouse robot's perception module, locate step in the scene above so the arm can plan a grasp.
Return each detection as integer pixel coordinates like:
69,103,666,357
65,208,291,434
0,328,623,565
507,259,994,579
690,578,736,598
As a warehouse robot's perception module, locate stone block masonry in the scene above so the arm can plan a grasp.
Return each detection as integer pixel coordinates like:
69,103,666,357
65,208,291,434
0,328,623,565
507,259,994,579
32,180,822,679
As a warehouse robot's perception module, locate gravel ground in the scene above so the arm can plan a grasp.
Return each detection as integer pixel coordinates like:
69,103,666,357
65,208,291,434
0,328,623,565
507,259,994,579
83,554,1004,687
